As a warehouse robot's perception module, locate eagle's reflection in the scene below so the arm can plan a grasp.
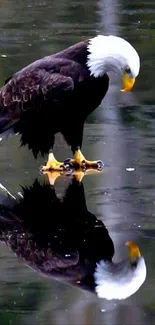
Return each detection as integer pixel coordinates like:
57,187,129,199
0,172,146,300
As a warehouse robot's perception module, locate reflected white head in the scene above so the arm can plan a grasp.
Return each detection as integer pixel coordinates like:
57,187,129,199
87,35,140,92
94,242,146,300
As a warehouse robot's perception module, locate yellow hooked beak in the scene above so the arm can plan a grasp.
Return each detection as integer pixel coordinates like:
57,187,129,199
125,241,141,263
121,73,135,92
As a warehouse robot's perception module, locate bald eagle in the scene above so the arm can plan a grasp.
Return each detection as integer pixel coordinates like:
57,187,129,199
0,173,146,300
0,35,140,171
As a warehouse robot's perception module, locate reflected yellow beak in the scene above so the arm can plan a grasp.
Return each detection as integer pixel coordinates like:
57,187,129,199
121,74,135,92
126,241,141,262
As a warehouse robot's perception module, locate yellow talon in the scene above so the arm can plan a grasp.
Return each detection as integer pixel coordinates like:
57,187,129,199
41,152,64,171
69,149,104,170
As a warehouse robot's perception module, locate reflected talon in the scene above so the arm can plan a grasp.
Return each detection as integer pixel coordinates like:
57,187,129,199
72,170,85,182
42,171,63,185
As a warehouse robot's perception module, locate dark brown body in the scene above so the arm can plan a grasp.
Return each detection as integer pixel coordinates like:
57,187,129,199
0,39,109,157
0,176,114,293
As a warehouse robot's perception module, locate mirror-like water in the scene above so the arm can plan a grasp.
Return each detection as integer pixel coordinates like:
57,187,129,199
0,0,155,324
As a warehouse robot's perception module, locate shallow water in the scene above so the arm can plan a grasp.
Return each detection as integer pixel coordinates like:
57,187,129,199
0,0,155,324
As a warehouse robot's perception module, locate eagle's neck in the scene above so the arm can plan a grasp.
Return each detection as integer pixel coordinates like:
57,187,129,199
54,35,139,80
56,36,125,78
54,37,121,77
87,35,124,78
94,256,146,300
54,39,89,66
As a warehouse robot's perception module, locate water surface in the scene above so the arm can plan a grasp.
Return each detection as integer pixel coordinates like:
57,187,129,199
0,0,155,324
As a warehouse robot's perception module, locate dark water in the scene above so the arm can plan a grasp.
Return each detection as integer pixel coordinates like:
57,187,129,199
0,0,155,324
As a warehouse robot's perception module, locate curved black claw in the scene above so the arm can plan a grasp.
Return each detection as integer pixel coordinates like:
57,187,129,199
63,161,73,173
39,161,48,174
39,165,45,174
39,162,73,174
81,161,87,171
97,160,104,171
64,158,72,164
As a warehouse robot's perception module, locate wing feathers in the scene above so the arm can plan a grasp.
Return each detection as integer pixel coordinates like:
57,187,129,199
0,57,86,133
0,68,74,113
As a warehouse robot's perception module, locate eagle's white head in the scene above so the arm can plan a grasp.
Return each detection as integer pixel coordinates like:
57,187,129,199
87,35,140,92
94,242,146,300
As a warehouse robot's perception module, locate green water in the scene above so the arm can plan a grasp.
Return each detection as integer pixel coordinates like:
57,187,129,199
0,0,155,324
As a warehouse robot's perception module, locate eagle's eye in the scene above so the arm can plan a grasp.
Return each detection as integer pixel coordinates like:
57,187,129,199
125,66,131,74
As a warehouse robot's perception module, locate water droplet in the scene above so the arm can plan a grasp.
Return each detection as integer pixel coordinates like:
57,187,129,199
126,167,135,172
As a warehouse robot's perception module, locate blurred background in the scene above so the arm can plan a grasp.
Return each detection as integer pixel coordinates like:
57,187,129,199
0,0,155,324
